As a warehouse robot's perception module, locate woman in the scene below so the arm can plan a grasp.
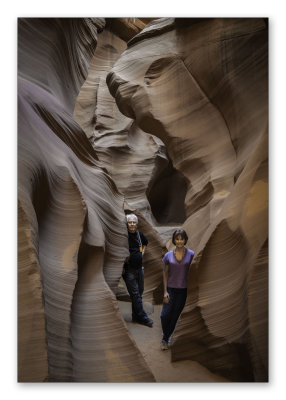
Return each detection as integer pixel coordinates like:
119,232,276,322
160,229,195,350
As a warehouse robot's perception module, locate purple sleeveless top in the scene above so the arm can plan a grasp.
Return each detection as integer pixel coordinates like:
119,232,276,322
162,248,195,289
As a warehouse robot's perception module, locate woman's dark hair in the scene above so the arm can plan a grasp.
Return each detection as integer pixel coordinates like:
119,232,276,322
172,229,188,245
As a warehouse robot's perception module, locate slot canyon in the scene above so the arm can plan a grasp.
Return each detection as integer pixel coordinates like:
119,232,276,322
18,17,268,382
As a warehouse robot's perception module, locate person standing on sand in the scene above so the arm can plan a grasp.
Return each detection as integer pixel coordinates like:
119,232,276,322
122,214,153,328
160,229,195,350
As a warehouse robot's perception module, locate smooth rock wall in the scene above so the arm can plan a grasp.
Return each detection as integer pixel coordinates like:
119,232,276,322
18,18,154,382
73,28,175,302
18,17,268,382
107,18,268,381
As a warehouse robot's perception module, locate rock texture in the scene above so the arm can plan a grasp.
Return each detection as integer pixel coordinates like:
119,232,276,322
73,28,178,303
18,17,268,382
18,18,155,382
107,18,268,381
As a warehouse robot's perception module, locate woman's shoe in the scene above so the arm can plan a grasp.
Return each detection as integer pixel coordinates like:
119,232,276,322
160,339,169,350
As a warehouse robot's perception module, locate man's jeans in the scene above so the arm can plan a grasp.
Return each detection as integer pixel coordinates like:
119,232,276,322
123,267,149,322
160,287,187,341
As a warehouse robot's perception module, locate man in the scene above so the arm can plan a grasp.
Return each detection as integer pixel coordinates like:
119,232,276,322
122,214,153,327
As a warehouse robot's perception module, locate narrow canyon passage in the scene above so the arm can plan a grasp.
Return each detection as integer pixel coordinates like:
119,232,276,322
118,301,228,382
18,17,268,382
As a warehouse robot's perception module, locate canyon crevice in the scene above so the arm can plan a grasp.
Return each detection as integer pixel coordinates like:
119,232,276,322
18,17,268,382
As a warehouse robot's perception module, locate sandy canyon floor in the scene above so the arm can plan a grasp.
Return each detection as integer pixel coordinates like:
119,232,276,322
118,301,229,383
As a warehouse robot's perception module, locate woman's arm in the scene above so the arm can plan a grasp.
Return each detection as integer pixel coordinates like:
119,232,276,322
162,264,169,302
142,245,146,256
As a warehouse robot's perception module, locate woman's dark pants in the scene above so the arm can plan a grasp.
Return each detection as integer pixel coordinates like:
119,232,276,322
123,267,149,322
160,287,187,341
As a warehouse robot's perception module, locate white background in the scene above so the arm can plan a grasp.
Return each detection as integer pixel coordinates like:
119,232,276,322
1,0,284,398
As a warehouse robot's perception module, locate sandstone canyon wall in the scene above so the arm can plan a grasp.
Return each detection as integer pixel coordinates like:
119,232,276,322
18,18,155,382
18,17,268,382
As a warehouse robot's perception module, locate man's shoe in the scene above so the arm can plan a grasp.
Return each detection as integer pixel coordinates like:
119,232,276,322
140,318,153,327
160,339,169,350
144,318,153,327
133,317,153,327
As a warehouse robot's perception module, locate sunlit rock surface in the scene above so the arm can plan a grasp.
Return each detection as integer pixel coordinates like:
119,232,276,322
18,18,155,382
107,18,268,381
18,17,268,382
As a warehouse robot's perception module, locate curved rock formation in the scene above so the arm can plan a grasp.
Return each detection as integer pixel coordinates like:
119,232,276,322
74,28,186,227
18,17,268,382
107,18,268,381
73,27,177,303
18,18,154,382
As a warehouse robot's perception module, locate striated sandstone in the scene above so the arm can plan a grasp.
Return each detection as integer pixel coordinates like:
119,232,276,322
18,17,268,382
18,18,154,382
73,28,179,304
107,17,268,381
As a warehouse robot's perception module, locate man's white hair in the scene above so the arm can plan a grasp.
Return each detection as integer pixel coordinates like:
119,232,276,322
126,213,138,223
